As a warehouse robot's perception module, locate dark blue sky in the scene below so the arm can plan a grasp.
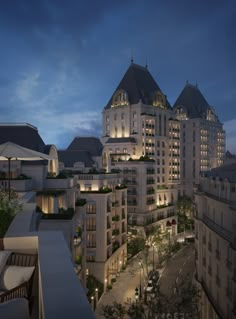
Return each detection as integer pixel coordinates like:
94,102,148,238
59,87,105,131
0,0,235,151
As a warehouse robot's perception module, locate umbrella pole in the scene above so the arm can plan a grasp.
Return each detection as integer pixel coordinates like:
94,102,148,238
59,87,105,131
8,157,11,200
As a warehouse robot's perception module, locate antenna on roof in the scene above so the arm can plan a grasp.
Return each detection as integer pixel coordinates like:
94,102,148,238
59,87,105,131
145,56,148,69
131,49,134,64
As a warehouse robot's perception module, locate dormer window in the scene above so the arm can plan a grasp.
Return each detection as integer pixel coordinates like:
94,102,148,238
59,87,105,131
206,108,216,121
112,89,129,107
153,91,166,108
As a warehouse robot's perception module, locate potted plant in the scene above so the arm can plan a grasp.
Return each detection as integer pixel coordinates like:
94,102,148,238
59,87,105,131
0,189,22,247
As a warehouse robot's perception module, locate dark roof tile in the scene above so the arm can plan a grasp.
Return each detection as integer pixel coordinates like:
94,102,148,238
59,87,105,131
67,137,103,156
105,63,171,109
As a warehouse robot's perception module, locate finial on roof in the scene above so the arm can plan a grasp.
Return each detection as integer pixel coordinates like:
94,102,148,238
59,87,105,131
186,80,189,85
196,82,198,89
145,57,148,69
131,49,134,64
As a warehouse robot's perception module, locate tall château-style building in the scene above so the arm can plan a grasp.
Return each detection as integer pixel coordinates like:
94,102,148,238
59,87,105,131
173,82,225,194
102,63,179,233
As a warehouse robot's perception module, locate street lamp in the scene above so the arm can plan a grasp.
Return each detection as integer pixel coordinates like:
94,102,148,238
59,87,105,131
138,260,142,299
95,288,98,307
152,243,155,271
91,296,94,311
135,287,139,303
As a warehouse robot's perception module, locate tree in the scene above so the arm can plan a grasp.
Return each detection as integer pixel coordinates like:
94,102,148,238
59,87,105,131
127,237,145,257
0,189,22,237
174,279,200,317
127,302,147,319
101,301,126,319
176,196,194,232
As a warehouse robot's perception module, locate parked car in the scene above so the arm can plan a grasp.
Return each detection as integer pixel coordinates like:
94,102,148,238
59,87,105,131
146,280,153,293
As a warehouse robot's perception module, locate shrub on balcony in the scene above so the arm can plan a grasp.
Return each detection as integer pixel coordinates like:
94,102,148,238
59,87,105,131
0,189,22,237
112,241,120,253
75,255,82,265
112,215,120,222
75,198,87,206
112,229,120,236
115,184,127,190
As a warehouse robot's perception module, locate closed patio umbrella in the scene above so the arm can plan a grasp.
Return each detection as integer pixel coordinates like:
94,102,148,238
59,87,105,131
0,142,53,199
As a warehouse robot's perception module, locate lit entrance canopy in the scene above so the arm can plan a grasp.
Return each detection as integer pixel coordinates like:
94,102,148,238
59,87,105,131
0,142,53,199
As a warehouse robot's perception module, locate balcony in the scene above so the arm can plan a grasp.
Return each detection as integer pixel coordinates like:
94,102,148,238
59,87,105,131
112,215,120,222
112,201,119,207
45,176,75,189
2,197,95,319
112,229,120,236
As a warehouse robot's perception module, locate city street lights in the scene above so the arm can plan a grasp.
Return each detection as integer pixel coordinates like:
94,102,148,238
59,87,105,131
138,260,142,299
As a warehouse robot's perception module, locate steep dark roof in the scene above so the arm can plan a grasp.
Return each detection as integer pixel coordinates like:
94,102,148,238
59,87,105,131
106,137,136,144
105,63,171,109
58,150,94,168
0,123,45,152
173,83,210,119
204,163,236,182
67,137,103,156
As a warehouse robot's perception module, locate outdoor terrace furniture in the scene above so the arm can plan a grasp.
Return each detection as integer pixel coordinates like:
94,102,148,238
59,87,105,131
0,251,37,308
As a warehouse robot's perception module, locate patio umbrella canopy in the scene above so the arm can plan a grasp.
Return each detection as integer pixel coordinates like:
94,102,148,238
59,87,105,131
0,142,53,199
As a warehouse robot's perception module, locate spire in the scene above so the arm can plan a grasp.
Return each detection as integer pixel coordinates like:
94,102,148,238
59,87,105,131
131,49,134,64
145,57,148,69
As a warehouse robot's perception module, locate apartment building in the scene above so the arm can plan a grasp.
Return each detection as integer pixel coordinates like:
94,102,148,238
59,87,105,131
77,173,127,286
194,163,236,318
101,62,179,234
173,82,225,194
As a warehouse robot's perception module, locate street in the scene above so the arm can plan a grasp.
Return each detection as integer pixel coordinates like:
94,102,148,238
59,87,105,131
159,243,195,297
95,243,195,318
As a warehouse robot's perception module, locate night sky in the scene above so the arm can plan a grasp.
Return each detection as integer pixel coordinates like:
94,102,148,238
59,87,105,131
0,0,235,152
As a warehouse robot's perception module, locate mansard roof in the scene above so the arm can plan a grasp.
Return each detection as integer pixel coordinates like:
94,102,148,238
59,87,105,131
204,163,236,183
67,137,103,156
0,123,45,152
173,83,212,119
105,63,171,109
58,150,94,168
